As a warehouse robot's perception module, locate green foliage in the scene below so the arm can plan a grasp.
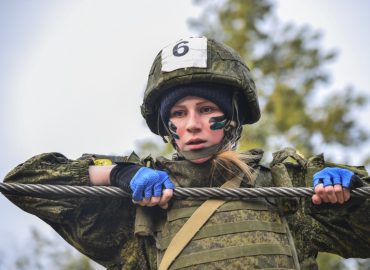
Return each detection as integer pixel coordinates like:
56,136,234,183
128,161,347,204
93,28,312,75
0,228,104,270
316,252,370,270
316,253,349,270
188,0,368,161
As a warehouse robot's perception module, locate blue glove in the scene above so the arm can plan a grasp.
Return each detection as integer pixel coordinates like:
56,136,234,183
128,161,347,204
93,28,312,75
130,167,174,202
313,167,354,188
312,167,364,209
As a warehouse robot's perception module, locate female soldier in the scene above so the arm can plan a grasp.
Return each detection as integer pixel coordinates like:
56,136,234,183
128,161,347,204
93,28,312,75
4,37,370,270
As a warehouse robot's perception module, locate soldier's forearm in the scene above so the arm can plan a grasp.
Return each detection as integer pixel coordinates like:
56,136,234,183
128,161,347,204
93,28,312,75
88,165,115,186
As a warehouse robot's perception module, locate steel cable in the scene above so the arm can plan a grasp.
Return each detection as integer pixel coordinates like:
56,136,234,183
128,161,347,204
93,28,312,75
1,183,370,199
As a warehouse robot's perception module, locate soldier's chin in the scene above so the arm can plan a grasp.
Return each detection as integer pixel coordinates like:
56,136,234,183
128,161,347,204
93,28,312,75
190,155,213,164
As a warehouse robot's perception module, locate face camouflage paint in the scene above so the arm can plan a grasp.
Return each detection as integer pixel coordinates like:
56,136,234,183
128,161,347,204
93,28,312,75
168,96,225,163
168,121,180,140
209,115,227,131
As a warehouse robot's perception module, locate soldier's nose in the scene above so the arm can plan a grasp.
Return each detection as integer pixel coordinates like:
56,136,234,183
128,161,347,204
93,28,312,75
186,112,202,132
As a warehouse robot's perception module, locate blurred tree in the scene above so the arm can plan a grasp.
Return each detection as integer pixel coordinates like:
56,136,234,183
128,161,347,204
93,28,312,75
1,228,104,270
188,0,368,162
357,259,370,270
316,253,349,270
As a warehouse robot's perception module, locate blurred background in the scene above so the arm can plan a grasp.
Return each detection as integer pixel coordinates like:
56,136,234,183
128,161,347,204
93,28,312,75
1,0,370,269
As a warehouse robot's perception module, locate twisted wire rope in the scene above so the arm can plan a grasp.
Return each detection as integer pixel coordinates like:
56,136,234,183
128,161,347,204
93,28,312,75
1,183,370,199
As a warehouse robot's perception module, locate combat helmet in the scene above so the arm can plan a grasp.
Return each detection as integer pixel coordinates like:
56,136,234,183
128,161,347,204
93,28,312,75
141,37,260,158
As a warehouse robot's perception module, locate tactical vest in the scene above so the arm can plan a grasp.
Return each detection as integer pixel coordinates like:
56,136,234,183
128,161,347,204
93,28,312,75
156,199,297,270
135,148,301,270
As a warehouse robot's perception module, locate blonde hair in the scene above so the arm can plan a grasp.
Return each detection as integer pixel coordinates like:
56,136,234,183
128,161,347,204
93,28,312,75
210,143,254,186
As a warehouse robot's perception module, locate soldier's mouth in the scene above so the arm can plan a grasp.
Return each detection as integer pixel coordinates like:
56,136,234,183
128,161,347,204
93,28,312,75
186,139,207,150
187,140,206,145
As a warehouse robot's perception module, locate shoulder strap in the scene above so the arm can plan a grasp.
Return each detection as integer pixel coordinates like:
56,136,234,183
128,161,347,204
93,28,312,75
270,147,307,168
158,174,244,270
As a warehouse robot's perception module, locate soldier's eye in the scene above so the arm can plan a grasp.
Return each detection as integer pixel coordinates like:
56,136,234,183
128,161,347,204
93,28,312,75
173,111,183,117
202,107,213,113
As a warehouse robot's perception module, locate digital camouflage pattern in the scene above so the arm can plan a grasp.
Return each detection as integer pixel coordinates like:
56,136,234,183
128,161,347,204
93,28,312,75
3,148,370,270
141,38,260,135
271,163,299,216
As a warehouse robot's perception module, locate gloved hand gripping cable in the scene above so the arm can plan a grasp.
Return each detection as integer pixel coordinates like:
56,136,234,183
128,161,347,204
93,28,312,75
312,167,365,209
110,162,174,202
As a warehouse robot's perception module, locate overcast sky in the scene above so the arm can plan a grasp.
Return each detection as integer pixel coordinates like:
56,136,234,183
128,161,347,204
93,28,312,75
1,0,370,262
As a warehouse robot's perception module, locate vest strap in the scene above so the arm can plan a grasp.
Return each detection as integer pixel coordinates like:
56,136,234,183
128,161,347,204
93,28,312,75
170,244,292,270
167,199,268,222
160,220,287,251
282,217,301,270
158,173,244,270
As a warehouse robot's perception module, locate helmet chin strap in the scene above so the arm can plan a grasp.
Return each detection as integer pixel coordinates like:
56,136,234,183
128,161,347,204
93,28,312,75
157,91,242,161
220,90,242,150
178,143,221,160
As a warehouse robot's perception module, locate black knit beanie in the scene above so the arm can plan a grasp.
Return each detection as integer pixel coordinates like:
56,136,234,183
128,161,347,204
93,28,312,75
159,82,235,126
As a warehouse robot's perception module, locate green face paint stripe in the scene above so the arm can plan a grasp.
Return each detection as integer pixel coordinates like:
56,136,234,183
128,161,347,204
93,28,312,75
210,120,227,130
209,115,227,130
168,121,177,132
170,131,180,140
209,115,227,123
168,121,180,139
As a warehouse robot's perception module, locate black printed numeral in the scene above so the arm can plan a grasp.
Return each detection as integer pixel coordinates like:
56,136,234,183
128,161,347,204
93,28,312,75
173,41,189,57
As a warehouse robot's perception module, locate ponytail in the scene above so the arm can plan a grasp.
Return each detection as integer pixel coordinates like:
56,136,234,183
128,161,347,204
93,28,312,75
210,144,254,186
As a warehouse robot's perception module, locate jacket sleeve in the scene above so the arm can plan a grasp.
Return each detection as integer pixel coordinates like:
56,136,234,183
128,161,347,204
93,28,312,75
2,152,143,269
285,155,370,263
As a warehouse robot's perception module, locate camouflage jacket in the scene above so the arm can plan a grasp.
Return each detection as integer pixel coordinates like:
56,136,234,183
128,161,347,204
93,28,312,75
3,148,370,270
